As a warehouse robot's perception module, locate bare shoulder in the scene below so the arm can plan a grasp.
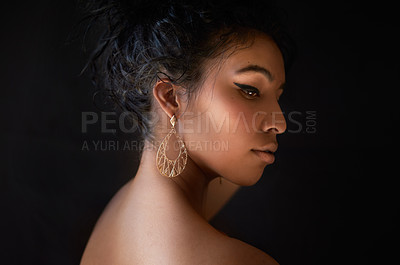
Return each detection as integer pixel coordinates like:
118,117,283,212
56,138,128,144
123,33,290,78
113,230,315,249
157,226,280,265
80,180,278,265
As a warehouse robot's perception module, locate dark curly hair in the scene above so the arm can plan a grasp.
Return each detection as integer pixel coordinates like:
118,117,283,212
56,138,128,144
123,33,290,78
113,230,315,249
79,0,295,155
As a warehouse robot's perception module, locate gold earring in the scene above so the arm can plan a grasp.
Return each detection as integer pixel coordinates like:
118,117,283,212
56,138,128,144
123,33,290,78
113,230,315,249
156,115,187,178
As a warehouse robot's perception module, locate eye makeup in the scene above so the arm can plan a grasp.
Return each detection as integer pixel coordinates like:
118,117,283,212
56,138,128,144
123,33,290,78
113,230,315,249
233,82,260,98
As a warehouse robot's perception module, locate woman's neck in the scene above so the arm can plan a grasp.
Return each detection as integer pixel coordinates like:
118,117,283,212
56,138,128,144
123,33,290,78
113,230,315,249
133,140,214,219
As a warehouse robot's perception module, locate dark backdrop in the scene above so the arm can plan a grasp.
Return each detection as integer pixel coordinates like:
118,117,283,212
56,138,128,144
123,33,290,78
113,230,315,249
1,1,399,265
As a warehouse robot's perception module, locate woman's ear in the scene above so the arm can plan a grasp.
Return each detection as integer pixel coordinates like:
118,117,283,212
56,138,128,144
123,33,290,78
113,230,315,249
152,79,181,119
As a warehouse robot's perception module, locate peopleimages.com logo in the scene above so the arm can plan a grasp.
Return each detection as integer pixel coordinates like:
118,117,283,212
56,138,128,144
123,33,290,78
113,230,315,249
81,110,317,134
80,110,316,151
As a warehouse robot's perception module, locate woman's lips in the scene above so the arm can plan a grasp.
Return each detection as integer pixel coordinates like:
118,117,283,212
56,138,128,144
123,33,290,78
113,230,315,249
251,150,275,164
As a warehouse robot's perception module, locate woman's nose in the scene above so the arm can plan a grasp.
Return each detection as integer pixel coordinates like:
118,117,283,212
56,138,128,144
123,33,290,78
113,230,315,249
261,103,287,134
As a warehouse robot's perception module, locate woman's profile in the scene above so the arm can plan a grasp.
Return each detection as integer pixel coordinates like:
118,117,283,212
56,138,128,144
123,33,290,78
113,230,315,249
79,0,294,264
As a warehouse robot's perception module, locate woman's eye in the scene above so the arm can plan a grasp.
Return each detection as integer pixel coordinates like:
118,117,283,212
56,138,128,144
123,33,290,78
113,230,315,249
243,90,259,97
233,82,260,99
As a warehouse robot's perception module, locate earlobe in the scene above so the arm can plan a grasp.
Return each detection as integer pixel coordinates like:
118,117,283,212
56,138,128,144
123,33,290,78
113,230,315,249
153,79,180,118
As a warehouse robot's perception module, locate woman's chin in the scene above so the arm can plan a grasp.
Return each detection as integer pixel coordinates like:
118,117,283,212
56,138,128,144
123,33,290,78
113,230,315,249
229,172,263,187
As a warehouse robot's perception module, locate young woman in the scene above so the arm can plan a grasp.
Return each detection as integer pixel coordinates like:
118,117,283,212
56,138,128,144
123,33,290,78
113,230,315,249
80,0,294,264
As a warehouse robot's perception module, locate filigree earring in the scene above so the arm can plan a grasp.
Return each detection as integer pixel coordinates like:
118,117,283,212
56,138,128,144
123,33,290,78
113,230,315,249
156,115,187,178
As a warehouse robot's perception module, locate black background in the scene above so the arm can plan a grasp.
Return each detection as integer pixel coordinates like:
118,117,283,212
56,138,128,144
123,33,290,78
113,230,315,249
1,1,399,265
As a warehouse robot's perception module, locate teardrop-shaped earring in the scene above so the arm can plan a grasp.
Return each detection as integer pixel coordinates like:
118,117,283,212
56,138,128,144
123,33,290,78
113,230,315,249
156,115,188,178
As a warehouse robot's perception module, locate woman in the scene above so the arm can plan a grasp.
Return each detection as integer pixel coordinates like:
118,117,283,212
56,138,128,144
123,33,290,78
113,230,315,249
80,0,294,264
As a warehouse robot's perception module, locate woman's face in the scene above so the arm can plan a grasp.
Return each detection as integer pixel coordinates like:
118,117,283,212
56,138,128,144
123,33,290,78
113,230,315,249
179,32,286,186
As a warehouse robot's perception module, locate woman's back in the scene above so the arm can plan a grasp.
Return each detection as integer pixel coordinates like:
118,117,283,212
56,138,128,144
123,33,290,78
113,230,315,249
80,175,278,265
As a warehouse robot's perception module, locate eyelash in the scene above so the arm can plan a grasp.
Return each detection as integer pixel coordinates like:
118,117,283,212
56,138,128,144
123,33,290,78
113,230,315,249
233,82,260,99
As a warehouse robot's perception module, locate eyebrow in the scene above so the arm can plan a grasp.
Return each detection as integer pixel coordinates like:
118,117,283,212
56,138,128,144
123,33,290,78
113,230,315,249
235,64,274,82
